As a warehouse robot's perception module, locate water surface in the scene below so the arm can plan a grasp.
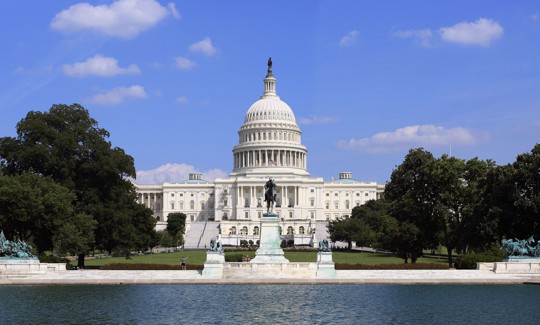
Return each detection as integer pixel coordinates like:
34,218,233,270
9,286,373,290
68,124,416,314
0,284,538,324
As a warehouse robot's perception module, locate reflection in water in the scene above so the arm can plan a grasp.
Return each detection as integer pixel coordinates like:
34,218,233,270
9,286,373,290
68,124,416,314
0,284,538,324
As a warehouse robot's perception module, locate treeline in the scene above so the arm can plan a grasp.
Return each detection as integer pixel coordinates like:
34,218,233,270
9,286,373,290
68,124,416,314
0,104,157,267
329,146,540,266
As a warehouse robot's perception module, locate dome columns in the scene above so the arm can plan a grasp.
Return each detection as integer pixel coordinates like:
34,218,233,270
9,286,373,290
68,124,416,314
234,149,306,169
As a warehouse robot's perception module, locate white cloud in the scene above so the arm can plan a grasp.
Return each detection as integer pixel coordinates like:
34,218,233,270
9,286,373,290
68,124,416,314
63,54,140,77
339,30,359,47
50,0,179,39
439,18,503,47
393,29,433,47
189,37,217,56
88,85,147,105
167,3,181,19
175,56,197,70
135,163,227,184
337,125,487,153
175,96,188,105
298,116,338,125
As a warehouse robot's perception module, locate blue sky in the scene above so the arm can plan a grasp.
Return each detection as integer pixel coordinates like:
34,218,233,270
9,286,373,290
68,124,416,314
1,1,539,184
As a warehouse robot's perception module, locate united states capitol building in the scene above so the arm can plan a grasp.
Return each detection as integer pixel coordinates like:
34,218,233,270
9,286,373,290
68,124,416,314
134,60,384,248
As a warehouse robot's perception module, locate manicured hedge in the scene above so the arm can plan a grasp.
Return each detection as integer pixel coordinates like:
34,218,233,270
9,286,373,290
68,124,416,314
335,263,449,270
454,254,503,269
100,263,203,270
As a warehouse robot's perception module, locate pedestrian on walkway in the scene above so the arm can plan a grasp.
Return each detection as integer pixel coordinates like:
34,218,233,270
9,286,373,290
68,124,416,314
180,256,188,270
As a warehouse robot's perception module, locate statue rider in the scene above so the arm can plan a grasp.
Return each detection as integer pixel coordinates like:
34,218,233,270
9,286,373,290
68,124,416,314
264,177,277,213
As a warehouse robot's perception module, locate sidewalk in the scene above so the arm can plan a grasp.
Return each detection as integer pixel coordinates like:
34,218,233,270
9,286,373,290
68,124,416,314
1,269,539,285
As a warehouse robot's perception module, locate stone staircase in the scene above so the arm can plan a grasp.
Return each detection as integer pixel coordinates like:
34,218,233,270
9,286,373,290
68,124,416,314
183,222,220,249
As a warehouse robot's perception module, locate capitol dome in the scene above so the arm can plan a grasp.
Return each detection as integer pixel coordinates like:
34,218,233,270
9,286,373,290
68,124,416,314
231,58,309,177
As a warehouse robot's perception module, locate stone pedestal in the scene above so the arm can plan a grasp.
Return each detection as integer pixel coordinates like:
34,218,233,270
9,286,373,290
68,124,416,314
202,251,225,278
494,259,540,274
316,251,336,277
250,213,289,264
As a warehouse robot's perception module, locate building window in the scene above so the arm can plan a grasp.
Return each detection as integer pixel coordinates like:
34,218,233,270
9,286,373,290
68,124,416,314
156,216,160,221
310,211,315,219
230,226,237,235
325,202,330,209
365,193,369,197
190,215,194,221
190,200,195,209
201,202,205,210
245,197,250,208
224,199,228,207
171,193,175,197
310,189,314,193
334,201,339,209
253,226,260,236
180,193,183,197
345,200,350,209
287,226,294,235
241,226,248,235
258,212,262,219
326,193,329,197
170,203,175,210
156,203,161,212
299,226,305,235
310,198,315,207
326,214,330,220
245,211,249,219
335,193,338,196
356,193,360,197
179,202,184,210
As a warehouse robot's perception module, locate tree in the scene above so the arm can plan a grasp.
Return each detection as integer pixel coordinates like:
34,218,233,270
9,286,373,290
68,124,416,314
166,212,187,237
328,217,374,249
385,148,441,255
0,173,75,253
0,104,156,267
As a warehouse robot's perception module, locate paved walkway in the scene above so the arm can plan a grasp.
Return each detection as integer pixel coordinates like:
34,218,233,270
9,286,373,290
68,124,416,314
1,269,539,285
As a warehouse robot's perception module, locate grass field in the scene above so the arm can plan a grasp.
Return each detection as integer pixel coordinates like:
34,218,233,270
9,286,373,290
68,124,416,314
80,249,447,268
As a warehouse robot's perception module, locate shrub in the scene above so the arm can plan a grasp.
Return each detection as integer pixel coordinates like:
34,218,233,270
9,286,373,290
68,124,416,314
287,239,294,247
280,240,286,248
225,253,245,262
100,263,203,270
335,263,448,270
454,254,503,270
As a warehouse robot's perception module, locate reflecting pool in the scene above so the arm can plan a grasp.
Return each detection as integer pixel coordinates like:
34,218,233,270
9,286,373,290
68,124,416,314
0,284,538,324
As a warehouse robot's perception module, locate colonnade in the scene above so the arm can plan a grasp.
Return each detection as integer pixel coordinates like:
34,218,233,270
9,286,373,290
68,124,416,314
235,185,300,209
138,193,161,212
234,149,306,169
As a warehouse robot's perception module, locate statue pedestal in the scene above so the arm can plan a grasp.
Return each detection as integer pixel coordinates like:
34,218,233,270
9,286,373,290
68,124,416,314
251,213,289,264
202,251,225,278
316,251,337,277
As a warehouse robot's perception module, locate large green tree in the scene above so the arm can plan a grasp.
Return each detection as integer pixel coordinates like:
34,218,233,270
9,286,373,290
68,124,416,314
385,148,441,257
0,173,75,253
0,104,156,267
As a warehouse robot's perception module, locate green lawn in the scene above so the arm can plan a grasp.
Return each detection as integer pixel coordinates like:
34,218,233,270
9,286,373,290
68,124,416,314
80,249,447,267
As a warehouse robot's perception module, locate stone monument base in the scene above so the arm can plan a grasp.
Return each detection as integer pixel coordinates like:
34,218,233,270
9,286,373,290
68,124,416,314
1,259,66,276
493,260,540,274
202,251,225,278
250,213,289,264
316,251,337,277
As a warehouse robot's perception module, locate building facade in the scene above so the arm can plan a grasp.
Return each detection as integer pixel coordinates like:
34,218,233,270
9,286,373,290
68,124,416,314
134,60,384,247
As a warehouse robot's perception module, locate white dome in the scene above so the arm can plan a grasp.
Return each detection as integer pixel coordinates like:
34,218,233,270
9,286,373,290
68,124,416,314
231,59,308,177
244,97,297,124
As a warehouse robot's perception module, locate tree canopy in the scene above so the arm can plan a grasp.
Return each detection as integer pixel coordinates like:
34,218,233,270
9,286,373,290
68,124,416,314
0,104,155,266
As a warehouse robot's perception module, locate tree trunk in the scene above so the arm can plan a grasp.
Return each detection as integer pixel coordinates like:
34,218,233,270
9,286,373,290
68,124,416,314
77,253,86,269
447,248,453,268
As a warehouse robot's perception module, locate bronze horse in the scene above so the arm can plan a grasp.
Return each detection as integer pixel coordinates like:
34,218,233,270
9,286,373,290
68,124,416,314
264,178,277,213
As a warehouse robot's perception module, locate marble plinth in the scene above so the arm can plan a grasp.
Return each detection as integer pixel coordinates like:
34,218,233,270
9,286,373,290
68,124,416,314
493,261,540,274
250,213,289,264
316,251,337,277
202,251,225,278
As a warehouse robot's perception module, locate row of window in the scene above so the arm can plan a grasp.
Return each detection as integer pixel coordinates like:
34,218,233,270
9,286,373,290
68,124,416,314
169,201,214,210
228,226,307,236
